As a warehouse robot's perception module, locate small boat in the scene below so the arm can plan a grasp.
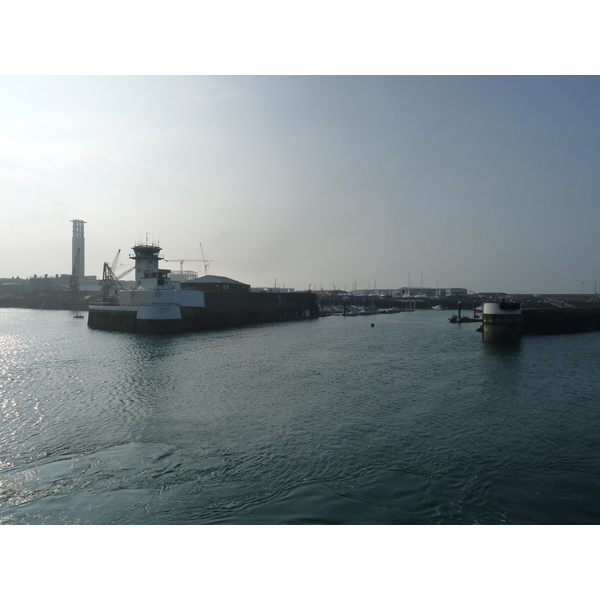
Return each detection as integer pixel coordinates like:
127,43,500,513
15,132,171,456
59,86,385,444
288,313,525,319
73,314,84,319
448,314,481,323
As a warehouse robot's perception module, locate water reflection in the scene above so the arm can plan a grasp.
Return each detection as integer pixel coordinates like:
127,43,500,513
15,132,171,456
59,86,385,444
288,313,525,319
476,338,525,407
482,340,523,359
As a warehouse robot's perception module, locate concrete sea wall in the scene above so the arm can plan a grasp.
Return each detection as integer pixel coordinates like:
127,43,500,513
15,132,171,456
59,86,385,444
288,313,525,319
181,291,320,330
88,291,320,333
521,307,600,335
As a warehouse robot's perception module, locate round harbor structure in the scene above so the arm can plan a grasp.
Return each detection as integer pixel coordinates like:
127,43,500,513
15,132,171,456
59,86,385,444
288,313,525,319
482,301,522,343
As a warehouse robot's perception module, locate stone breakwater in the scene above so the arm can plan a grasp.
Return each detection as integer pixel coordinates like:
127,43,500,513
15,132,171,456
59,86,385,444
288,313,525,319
521,307,600,335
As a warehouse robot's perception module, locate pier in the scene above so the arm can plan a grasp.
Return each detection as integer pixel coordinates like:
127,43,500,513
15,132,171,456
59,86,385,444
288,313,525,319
521,306,600,335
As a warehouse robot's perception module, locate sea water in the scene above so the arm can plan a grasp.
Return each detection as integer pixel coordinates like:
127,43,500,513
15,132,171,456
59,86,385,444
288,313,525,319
1,307,599,524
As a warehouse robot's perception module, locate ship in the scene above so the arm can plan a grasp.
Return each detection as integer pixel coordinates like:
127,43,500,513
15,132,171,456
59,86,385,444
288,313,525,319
87,242,320,333
448,314,481,323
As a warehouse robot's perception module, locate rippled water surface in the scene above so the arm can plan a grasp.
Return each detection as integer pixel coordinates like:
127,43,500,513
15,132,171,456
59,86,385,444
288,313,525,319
1,307,599,524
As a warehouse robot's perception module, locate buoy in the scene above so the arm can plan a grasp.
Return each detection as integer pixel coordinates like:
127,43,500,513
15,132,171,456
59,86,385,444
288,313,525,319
371,323,374,327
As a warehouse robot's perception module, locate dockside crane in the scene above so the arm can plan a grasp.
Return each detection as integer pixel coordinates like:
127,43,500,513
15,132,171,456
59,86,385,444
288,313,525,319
100,249,135,299
110,249,121,273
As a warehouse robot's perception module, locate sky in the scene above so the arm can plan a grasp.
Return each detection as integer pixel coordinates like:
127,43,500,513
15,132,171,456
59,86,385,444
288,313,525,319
2,75,600,294
1,0,599,295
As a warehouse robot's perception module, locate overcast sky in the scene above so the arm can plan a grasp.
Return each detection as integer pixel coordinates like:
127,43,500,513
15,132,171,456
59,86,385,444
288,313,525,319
2,75,599,294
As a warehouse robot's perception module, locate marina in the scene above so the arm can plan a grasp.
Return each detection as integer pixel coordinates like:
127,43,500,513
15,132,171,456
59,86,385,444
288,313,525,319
2,73,598,594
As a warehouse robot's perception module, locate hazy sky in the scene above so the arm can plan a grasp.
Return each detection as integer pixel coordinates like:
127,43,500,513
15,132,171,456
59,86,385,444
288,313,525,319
2,75,599,293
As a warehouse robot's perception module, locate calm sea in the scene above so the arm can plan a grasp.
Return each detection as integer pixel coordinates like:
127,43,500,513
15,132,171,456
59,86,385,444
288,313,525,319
1,306,599,525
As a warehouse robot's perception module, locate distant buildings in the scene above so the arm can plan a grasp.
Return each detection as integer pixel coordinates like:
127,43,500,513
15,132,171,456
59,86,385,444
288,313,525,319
338,286,468,298
0,274,100,309
393,287,468,298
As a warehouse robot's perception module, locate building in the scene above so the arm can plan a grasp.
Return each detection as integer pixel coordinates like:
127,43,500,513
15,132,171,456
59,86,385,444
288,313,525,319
71,219,86,281
181,275,251,293
380,287,470,298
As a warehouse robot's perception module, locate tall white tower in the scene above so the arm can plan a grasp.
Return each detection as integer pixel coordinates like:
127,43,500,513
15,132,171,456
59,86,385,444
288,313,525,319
71,219,86,282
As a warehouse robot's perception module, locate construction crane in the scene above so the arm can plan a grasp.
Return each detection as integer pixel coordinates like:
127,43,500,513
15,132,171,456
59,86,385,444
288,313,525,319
163,259,204,275
199,242,213,275
164,244,213,276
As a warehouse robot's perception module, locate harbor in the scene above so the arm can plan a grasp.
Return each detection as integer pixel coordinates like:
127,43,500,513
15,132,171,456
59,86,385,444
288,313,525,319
3,73,598,595
3,220,600,339
2,306,600,525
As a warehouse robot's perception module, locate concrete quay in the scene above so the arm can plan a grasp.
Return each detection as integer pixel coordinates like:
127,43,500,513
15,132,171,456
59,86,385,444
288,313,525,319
521,306,600,335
